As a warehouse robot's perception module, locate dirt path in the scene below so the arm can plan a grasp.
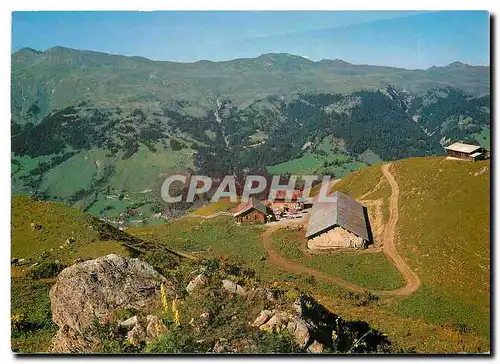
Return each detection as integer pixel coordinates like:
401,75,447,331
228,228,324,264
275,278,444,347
261,223,369,294
379,163,421,295
260,163,421,296
189,211,233,219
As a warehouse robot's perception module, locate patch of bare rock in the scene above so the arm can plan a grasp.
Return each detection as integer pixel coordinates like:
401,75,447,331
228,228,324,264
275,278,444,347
50,254,173,352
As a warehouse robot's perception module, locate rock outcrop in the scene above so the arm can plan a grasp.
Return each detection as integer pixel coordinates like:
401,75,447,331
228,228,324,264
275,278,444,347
307,340,324,353
252,295,330,353
186,274,207,294
145,314,168,343
126,323,146,346
49,254,173,353
222,279,246,296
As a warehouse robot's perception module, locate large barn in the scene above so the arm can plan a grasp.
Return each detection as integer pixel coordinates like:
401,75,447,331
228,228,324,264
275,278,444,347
306,191,370,250
233,197,270,224
444,142,486,161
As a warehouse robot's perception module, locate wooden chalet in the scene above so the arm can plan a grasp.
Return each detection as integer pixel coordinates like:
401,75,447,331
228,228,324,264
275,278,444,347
444,142,486,161
306,191,370,250
233,197,270,224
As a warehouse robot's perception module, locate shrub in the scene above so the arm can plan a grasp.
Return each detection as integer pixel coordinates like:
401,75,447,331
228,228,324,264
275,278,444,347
170,139,186,151
27,262,66,280
91,319,143,353
341,291,379,307
11,308,54,338
11,313,31,333
115,308,138,322
283,289,300,303
304,276,316,286
452,322,472,334
145,327,208,353
203,259,220,276
252,330,302,353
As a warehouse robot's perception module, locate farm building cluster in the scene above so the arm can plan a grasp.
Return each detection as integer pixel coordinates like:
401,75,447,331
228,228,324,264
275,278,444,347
231,140,489,251
232,189,371,250
232,189,313,224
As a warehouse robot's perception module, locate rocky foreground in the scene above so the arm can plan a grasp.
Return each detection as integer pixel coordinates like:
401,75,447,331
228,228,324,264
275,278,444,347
48,254,390,353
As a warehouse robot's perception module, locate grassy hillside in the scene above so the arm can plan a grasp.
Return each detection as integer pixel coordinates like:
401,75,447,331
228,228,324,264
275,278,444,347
11,196,137,263
271,229,405,290
389,157,490,338
189,198,240,216
129,216,291,283
328,157,490,345
126,156,490,352
10,195,153,352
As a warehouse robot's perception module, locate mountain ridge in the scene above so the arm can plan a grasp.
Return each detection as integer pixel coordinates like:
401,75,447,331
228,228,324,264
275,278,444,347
11,45,490,126
11,45,490,224
12,46,489,70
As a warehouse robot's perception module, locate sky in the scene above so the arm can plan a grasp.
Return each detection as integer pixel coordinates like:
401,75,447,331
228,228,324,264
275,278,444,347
11,11,490,69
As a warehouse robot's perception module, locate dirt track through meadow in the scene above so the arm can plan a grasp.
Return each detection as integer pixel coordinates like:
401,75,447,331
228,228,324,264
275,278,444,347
260,163,421,296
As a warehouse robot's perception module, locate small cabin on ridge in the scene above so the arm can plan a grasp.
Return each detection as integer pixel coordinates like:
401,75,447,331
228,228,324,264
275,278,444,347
444,142,486,161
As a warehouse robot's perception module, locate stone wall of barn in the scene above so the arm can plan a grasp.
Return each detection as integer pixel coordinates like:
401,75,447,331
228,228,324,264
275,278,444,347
307,226,366,251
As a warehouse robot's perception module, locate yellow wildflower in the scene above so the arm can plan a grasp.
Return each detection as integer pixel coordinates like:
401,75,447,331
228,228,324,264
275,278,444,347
172,299,181,327
160,283,168,315
155,322,163,334
331,330,338,341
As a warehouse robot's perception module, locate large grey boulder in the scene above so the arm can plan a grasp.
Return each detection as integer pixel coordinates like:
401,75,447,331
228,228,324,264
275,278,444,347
49,254,172,353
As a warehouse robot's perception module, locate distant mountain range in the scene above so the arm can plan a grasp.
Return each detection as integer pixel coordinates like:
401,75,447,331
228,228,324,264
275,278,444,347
11,46,490,222
11,46,489,124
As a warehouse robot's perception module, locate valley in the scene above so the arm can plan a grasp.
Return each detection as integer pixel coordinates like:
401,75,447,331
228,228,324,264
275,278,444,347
10,46,491,354
11,48,490,223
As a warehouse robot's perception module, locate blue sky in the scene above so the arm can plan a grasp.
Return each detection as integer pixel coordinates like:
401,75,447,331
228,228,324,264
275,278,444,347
12,11,489,69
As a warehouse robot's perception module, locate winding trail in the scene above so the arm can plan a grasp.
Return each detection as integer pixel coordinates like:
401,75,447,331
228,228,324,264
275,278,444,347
260,163,421,296
379,163,421,295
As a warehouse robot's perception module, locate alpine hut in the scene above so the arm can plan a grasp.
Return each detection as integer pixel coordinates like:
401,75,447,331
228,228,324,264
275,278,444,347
233,197,270,224
444,142,486,161
306,191,370,250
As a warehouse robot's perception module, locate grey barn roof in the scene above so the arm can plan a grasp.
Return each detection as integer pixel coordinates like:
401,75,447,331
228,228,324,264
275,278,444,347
233,197,268,217
305,191,369,241
444,142,482,154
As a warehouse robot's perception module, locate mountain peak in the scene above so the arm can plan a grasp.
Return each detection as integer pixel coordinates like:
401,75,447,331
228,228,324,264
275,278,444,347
428,61,472,70
44,45,77,53
446,61,468,68
12,47,42,55
257,53,313,62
